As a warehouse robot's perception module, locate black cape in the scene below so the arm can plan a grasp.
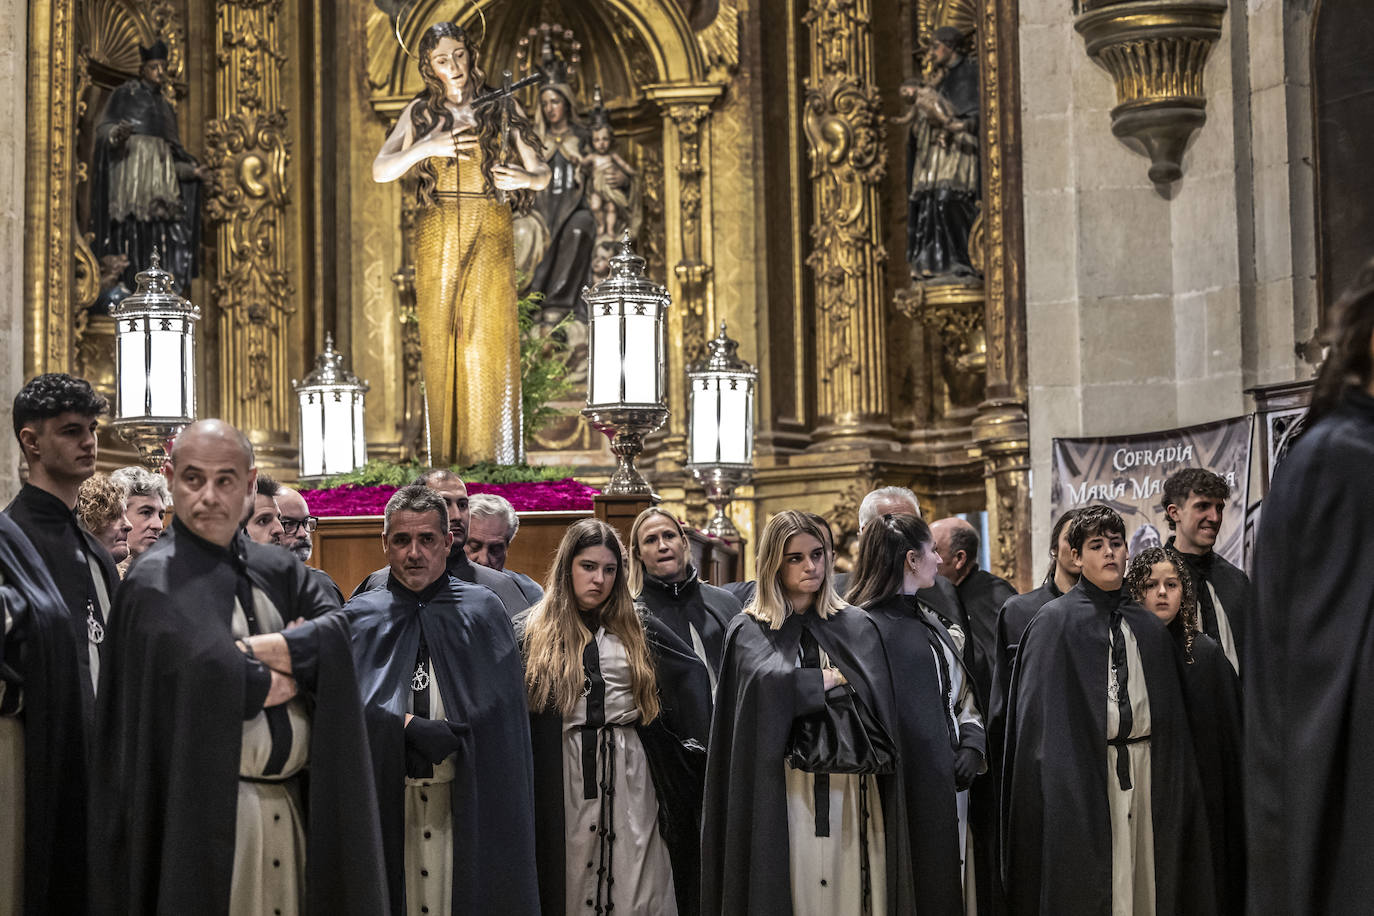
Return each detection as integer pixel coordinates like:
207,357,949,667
1245,387,1374,914
1175,629,1244,916
355,545,532,616
346,573,539,916
4,483,120,720
89,521,388,915
515,609,713,916
307,564,345,605
636,565,742,678
506,568,545,604
1001,579,1215,916
865,594,974,916
702,605,947,916
989,577,1067,761
1166,536,1249,665
0,513,88,916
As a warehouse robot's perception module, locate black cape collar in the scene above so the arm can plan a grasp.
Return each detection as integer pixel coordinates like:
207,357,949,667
385,570,448,605
1077,576,1127,611
643,564,699,599
15,481,78,519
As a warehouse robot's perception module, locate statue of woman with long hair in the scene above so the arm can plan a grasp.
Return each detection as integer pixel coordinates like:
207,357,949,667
373,22,550,465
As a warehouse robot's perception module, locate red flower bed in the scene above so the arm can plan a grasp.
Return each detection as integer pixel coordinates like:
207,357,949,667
300,478,599,517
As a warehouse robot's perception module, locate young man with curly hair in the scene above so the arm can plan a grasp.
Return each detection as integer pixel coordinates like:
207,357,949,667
1161,468,1247,673
5,373,120,706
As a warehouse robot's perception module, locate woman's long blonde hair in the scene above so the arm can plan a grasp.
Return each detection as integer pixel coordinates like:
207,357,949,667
746,510,847,629
625,506,687,599
523,518,660,721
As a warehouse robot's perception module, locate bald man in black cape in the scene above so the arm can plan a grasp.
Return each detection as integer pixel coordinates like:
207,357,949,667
1001,506,1214,916
89,420,387,915
1,513,89,916
345,484,538,916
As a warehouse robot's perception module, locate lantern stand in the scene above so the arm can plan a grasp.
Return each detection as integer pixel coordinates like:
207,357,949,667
293,333,370,484
685,323,757,539
111,251,201,470
580,232,670,497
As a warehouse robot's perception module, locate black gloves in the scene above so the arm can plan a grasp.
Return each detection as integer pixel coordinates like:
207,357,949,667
404,716,469,779
953,746,984,791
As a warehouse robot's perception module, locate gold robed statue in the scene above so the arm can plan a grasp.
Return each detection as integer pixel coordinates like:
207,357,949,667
373,22,550,465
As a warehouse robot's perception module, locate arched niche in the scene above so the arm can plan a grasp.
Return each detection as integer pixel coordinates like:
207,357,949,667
367,0,706,117
1313,0,1374,311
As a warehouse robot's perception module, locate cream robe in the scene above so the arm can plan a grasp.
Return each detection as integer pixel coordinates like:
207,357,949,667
404,662,456,916
785,644,888,916
562,629,677,915
1106,619,1155,916
229,587,311,916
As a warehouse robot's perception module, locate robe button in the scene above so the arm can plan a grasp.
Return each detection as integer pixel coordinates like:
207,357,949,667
272,859,280,868
273,814,280,822
820,879,828,887
424,830,432,839
420,792,428,802
586,900,594,908
587,861,594,869
421,869,429,877
421,908,429,914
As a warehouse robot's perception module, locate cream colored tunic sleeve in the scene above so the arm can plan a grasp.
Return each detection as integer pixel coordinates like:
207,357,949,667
1106,618,1155,916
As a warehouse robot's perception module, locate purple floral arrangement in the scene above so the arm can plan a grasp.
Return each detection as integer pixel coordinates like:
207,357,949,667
301,478,599,517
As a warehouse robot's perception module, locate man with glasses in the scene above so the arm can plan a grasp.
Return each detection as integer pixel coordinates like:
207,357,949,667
275,485,343,603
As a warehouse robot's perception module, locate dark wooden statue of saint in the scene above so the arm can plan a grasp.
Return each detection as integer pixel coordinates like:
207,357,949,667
89,40,209,292
901,26,981,282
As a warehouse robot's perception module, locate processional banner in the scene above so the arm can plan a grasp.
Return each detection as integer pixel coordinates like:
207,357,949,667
1050,416,1254,568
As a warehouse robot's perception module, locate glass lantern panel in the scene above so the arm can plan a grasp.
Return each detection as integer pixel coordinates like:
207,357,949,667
690,382,720,465
117,321,146,420
322,391,356,475
589,309,621,406
622,309,658,404
299,393,324,478
718,382,750,464
352,394,368,468
183,332,197,419
147,327,187,418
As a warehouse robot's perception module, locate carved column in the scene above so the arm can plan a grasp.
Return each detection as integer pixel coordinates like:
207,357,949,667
802,0,892,446
644,84,723,470
205,0,293,446
24,0,77,377
973,0,1032,590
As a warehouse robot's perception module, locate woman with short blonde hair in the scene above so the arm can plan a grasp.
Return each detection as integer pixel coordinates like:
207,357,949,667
518,518,709,916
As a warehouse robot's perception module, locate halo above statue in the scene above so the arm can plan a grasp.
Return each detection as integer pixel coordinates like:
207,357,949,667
391,0,488,60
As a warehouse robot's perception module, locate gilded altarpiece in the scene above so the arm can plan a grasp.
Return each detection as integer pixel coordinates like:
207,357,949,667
25,0,1029,583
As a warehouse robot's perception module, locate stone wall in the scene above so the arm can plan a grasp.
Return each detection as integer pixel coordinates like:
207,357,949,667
0,0,24,503
1020,0,1318,559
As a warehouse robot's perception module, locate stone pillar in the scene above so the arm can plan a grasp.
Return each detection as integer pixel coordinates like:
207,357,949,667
1020,0,1315,561
802,0,893,447
0,0,25,500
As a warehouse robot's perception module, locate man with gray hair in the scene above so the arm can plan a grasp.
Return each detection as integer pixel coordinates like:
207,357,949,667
110,465,170,559
352,470,532,616
466,493,544,603
857,484,924,531
344,484,539,914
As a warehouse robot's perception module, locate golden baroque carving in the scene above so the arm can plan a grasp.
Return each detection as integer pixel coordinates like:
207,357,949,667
205,0,294,434
1075,1,1227,183
697,0,740,82
666,101,713,364
802,0,890,435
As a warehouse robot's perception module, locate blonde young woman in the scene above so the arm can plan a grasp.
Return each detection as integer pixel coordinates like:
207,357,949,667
703,510,941,916
516,518,710,916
